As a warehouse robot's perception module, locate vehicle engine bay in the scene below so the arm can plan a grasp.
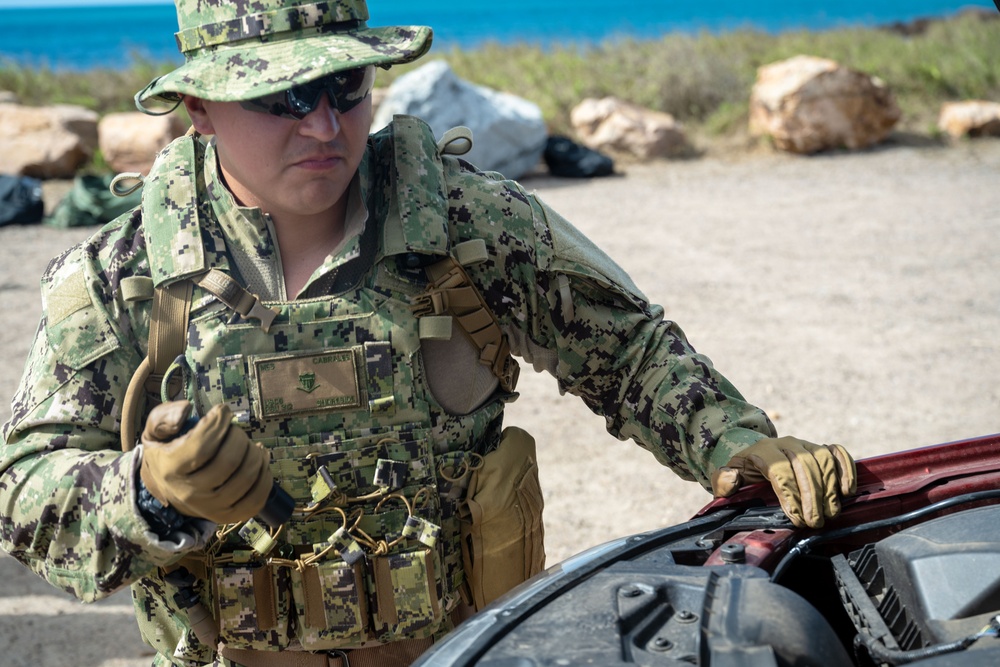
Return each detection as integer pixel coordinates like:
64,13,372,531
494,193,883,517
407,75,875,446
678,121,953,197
415,435,1000,667
455,504,1000,666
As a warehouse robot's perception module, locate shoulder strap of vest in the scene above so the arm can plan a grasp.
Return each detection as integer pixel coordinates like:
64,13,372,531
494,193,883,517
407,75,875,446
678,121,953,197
120,264,277,451
120,277,191,452
388,118,520,394
380,116,452,258
142,130,213,286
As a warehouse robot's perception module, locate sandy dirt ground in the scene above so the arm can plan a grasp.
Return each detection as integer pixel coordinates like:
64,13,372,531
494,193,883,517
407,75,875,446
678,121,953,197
1,137,999,666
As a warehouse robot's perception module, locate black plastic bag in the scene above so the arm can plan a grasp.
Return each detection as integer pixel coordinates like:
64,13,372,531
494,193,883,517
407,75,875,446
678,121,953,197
543,135,615,178
0,174,44,227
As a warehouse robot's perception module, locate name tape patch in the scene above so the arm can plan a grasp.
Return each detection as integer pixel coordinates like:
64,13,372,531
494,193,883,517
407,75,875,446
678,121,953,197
252,349,362,418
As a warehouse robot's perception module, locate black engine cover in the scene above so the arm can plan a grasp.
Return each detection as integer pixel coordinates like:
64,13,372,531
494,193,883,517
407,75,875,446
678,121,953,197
875,503,1000,635
474,562,852,666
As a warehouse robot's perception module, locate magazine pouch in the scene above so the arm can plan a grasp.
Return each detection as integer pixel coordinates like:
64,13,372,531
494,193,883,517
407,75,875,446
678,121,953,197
213,552,292,649
371,547,443,640
292,555,370,648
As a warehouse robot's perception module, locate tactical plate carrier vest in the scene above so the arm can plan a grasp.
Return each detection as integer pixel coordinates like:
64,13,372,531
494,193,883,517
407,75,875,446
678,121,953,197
122,117,530,665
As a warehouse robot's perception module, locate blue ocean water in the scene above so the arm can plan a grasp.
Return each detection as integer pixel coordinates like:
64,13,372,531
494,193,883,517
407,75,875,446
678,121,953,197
0,1,995,70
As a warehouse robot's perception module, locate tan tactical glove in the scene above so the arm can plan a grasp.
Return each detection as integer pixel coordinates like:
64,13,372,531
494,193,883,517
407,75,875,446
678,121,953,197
139,401,273,525
710,436,857,529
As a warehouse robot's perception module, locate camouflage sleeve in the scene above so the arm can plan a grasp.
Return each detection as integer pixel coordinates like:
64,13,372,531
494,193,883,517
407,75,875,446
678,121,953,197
0,229,197,602
445,160,776,489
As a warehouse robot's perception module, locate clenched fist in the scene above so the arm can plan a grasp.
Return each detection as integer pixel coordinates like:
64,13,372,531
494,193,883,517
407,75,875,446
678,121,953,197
140,401,273,524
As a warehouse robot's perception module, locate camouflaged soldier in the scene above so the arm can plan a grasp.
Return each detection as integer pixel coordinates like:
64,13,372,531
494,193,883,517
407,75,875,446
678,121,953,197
0,1,857,666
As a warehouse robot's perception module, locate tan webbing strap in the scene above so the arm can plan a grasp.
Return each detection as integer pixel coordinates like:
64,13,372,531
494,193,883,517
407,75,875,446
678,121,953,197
412,257,519,393
220,647,347,667
301,565,326,630
373,557,400,625
194,269,278,333
120,280,193,451
220,635,435,667
121,357,151,452
254,565,279,631
149,280,194,374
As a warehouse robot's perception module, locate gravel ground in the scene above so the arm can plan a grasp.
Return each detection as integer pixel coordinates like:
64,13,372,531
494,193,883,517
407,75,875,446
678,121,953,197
2,136,999,666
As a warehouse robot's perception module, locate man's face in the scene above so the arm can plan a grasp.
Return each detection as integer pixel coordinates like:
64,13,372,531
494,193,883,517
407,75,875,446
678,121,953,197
184,79,372,222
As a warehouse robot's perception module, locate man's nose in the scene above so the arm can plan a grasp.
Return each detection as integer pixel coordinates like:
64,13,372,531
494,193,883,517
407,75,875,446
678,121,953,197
297,93,341,140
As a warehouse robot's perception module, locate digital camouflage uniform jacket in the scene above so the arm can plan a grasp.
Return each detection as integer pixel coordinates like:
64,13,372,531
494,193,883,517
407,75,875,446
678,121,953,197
0,117,775,610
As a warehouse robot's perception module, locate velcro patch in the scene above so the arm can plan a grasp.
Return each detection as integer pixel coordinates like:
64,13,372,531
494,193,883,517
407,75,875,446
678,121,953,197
47,270,91,326
250,348,362,419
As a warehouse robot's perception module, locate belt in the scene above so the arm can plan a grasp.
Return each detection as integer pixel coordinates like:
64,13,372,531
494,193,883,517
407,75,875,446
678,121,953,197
220,635,435,667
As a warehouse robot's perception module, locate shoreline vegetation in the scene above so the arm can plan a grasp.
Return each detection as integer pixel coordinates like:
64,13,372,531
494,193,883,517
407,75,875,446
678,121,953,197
0,10,998,166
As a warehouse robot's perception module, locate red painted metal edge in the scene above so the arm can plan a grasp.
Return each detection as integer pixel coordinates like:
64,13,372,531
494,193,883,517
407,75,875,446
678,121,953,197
695,433,1000,518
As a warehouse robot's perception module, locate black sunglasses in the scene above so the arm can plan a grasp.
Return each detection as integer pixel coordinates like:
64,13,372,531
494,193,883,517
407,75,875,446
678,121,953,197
239,66,376,120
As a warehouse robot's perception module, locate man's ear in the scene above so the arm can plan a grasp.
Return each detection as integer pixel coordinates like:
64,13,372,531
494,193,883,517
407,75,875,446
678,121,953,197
182,96,215,135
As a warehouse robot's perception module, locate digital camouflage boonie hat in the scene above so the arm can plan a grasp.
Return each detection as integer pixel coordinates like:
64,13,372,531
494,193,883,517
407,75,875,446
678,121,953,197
135,0,432,113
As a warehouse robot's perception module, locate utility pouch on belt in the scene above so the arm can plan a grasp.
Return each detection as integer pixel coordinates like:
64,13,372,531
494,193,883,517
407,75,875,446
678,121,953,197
461,427,545,610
